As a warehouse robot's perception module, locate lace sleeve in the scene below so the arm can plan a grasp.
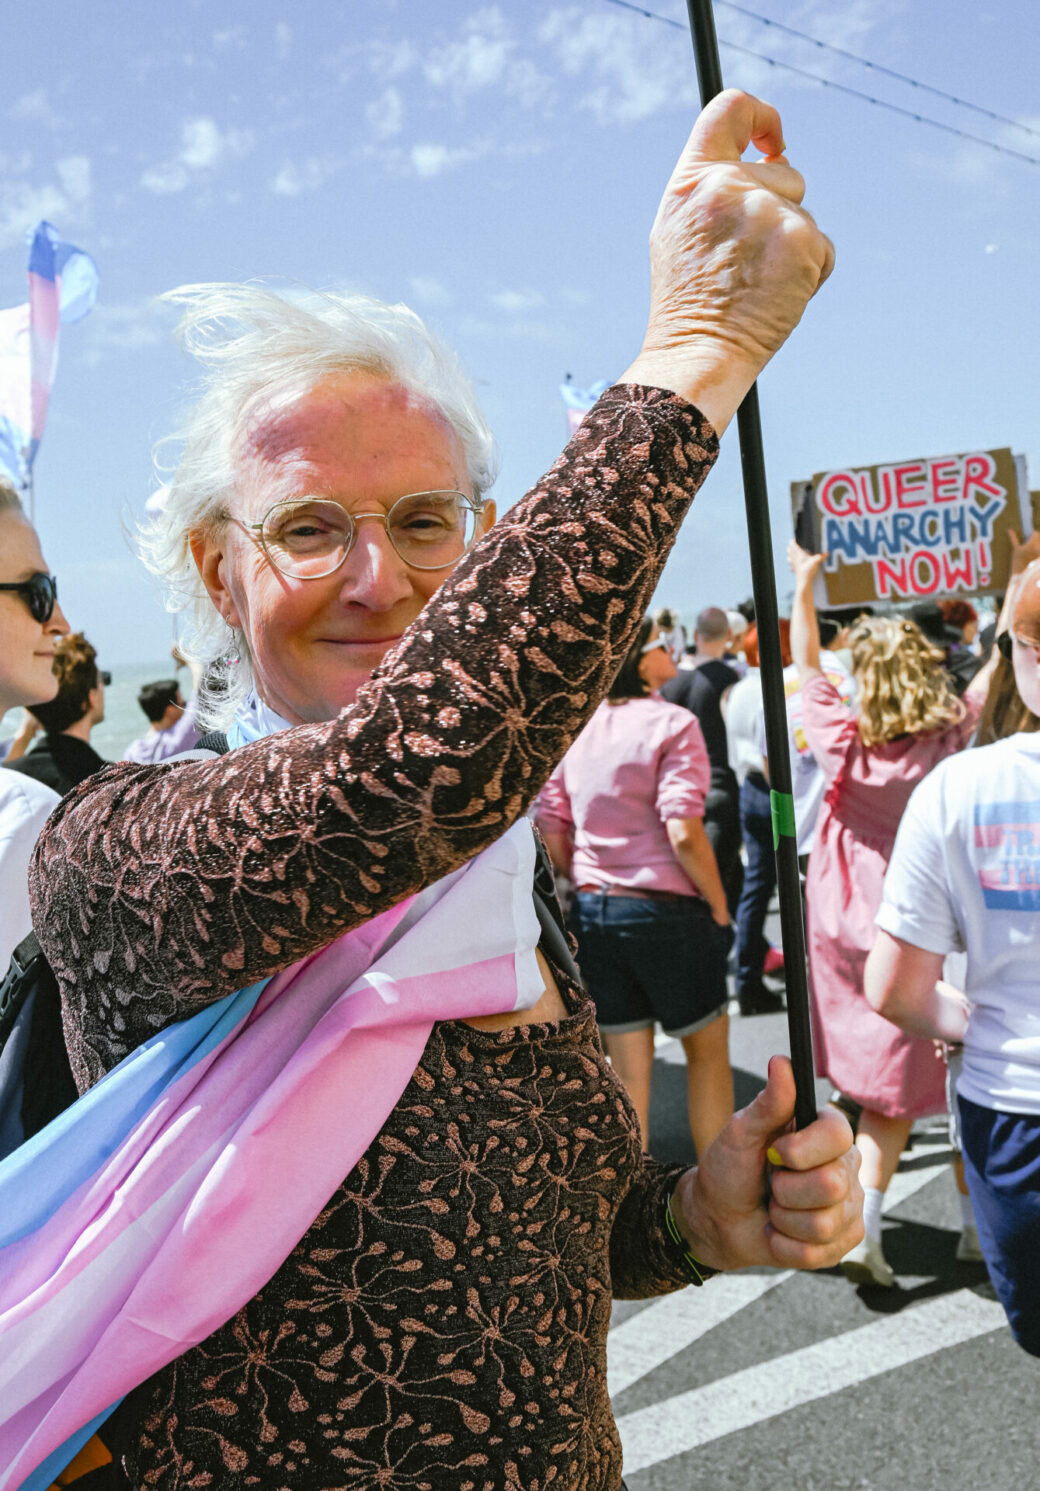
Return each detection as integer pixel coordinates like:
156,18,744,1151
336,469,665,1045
31,385,718,1083
609,1157,693,1299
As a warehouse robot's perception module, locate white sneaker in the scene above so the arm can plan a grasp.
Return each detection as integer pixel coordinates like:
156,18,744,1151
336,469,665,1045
956,1224,985,1263
841,1235,895,1288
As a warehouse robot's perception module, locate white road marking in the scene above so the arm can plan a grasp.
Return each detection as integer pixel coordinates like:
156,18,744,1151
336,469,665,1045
609,1272,791,1397
617,1287,1008,1472
609,1140,952,1401
884,1137,952,1211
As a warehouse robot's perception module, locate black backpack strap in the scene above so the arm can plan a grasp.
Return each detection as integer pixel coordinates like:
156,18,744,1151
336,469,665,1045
21,953,78,1139
195,730,230,754
0,930,42,1048
165,731,230,765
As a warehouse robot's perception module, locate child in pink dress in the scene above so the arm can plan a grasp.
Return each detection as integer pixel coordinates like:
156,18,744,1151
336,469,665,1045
789,542,990,1286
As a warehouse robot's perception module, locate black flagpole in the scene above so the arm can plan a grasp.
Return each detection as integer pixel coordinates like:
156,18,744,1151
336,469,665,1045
685,0,817,1130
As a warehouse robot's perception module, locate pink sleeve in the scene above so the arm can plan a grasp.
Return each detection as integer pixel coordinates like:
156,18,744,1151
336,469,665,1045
655,716,710,822
534,760,574,836
801,672,858,783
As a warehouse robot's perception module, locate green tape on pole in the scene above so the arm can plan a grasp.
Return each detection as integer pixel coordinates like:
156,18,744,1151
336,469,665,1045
770,790,796,851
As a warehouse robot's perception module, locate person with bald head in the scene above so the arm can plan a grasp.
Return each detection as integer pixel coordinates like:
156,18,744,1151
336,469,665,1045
867,533,1040,1353
662,604,743,916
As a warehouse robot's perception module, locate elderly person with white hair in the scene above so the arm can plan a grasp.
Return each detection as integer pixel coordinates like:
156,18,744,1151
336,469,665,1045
24,94,860,1491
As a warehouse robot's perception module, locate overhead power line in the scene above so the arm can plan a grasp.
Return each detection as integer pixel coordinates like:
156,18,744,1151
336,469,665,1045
715,0,1040,141
599,0,1040,167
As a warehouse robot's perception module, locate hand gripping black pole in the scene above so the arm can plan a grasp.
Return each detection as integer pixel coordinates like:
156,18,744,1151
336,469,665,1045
685,0,817,1130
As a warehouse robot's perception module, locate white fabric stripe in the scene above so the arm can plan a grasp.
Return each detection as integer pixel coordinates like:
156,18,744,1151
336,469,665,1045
617,1288,1007,1472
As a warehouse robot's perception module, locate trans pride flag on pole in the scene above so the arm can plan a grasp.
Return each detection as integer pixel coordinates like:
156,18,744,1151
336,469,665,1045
560,378,610,439
0,222,97,489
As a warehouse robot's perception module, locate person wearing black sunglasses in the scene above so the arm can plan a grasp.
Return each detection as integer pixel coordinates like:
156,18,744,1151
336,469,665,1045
0,480,70,968
7,632,109,798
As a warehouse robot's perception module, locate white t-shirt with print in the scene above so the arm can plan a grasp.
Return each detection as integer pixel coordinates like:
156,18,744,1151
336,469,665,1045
726,670,764,786
876,732,1040,1115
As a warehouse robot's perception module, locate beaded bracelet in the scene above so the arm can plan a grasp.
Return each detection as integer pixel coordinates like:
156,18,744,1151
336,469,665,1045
664,1191,720,1286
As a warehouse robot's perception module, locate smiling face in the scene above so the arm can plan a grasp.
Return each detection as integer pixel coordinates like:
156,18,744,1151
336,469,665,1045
192,373,494,725
0,508,71,714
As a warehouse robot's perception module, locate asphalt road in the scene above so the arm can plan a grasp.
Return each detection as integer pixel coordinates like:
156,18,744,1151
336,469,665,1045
609,980,1040,1490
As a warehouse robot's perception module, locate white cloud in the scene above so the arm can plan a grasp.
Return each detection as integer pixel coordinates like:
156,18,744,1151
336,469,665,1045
140,162,190,195
0,183,69,249
270,157,337,196
539,8,699,123
80,301,165,365
985,243,999,254
275,22,292,58
366,86,405,140
140,116,254,194
505,58,550,110
457,311,556,344
425,7,510,95
179,117,253,170
365,37,420,82
212,25,247,51
57,156,92,204
408,274,453,307
423,8,549,107
0,157,94,250
490,288,545,313
9,90,60,127
409,142,482,178
792,0,905,54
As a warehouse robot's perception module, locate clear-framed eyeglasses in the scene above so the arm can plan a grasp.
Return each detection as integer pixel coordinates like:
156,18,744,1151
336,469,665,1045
237,491,487,579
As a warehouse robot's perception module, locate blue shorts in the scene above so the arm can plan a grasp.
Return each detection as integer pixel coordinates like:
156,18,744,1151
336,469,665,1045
569,891,731,1038
958,1093,1040,1357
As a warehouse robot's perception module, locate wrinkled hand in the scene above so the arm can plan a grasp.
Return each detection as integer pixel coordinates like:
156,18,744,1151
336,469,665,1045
624,90,834,431
788,538,827,592
673,1055,863,1271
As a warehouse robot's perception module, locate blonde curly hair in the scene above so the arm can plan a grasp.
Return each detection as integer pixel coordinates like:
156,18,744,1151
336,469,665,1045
849,616,964,746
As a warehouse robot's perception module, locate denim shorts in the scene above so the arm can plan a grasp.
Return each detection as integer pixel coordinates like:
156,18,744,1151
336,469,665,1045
569,891,731,1038
958,1093,1040,1357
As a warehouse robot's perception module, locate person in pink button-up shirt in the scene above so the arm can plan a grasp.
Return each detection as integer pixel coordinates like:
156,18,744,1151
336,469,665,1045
539,618,733,1155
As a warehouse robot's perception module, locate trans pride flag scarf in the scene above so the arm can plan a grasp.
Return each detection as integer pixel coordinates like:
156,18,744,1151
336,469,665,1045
0,697,545,1490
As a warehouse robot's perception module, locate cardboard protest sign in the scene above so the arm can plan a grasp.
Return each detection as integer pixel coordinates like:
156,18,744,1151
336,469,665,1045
791,448,1030,608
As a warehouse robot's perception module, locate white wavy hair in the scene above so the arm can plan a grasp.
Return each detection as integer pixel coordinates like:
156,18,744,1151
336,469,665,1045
139,283,499,728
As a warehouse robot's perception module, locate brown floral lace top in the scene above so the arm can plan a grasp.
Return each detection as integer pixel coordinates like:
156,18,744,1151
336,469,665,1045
121,978,689,1490
30,385,719,1488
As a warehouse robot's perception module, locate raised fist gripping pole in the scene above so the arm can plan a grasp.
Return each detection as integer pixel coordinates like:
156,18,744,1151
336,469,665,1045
686,0,817,1130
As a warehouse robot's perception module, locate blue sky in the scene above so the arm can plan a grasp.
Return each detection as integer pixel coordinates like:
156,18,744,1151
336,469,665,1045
2,0,1039,666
